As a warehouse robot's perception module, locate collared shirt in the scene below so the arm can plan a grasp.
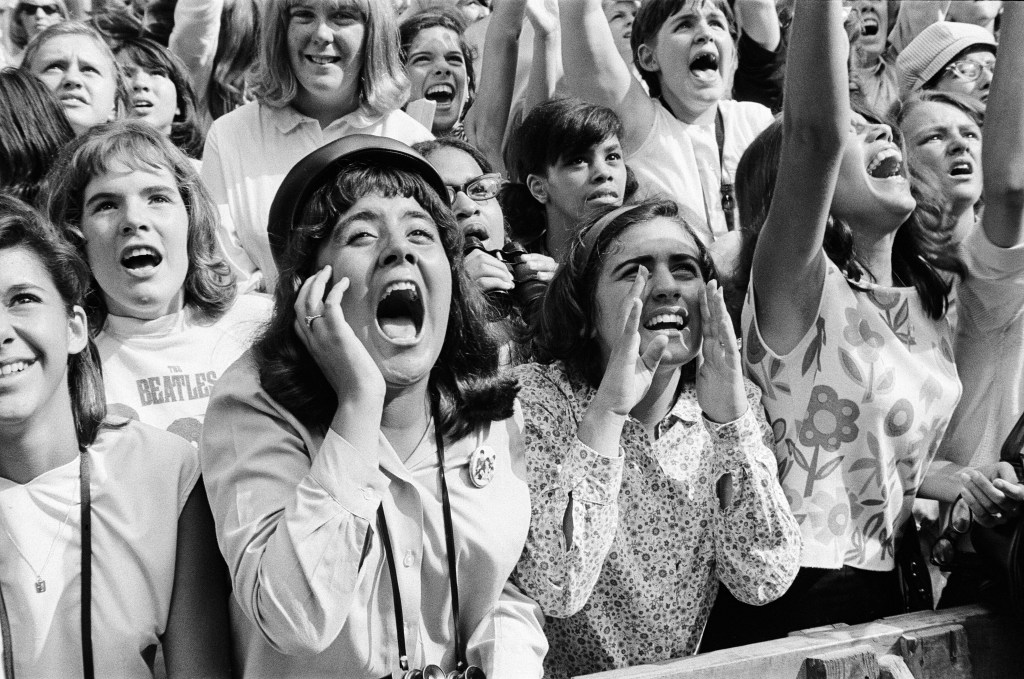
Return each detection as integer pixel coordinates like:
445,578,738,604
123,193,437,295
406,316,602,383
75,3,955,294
201,102,433,294
627,99,773,240
199,354,546,678
743,259,962,571
511,362,800,678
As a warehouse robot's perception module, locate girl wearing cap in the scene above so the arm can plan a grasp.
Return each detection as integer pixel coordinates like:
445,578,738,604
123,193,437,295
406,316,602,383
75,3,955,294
511,199,799,677
0,196,230,677
42,121,271,448
200,135,547,677
704,0,1017,645
201,0,432,295
896,20,997,103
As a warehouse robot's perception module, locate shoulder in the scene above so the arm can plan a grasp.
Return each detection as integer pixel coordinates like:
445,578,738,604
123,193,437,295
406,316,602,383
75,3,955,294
211,294,273,330
93,419,201,502
720,99,774,132
207,100,262,136
511,362,583,416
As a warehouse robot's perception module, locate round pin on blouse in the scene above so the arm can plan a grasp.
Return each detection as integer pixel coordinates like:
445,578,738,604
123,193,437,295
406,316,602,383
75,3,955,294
468,446,496,488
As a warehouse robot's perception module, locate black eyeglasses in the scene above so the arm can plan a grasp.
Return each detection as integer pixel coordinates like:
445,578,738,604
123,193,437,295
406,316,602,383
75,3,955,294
944,58,995,83
445,172,503,204
930,495,973,570
17,2,61,14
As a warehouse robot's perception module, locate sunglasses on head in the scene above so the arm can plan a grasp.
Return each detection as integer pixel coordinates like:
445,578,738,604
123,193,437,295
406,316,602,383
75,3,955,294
17,2,61,14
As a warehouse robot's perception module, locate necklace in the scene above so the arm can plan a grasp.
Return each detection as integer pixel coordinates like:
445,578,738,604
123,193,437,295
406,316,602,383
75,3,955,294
2,496,76,594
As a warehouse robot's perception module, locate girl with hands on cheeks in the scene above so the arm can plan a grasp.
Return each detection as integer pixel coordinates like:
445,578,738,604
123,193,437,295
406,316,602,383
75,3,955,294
199,136,547,678
511,199,800,678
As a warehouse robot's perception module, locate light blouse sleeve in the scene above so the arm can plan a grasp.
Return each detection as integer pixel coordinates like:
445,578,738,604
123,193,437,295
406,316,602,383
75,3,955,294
706,379,801,605
200,126,264,293
512,366,624,618
199,359,388,655
466,580,548,679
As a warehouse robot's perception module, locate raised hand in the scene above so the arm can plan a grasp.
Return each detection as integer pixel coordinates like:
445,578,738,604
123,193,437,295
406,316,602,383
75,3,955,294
696,280,748,424
292,265,386,407
465,248,515,294
525,0,559,37
512,252,558,286
592,266,671,417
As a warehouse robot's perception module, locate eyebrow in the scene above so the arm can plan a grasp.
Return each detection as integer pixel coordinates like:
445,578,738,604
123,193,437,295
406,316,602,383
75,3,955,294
84,183,177,209
610,253,701,276
333,208,436,235
3,282,48,296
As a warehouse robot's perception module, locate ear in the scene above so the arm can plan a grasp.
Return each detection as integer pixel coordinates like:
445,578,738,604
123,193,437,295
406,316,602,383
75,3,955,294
636,42,660,74
66,305,89,356
526,173,549,205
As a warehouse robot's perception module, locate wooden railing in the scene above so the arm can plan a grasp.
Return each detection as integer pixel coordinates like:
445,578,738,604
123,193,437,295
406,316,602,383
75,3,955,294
578,605,1023,678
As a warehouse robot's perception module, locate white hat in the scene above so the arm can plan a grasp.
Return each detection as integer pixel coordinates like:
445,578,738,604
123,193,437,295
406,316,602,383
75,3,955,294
896,21,997,95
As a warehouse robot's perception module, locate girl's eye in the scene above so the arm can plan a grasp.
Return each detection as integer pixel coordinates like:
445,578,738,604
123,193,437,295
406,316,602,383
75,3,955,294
10,293,41,306
91,200,117,213
410,227,436,241
150,193,173,204
448,55,465,66
289,8,315,21
607,152,622,162
346,231,376,245
411,55,431,66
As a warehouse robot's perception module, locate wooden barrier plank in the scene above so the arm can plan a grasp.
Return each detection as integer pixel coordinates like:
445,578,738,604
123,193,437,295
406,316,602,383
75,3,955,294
804,645,878,679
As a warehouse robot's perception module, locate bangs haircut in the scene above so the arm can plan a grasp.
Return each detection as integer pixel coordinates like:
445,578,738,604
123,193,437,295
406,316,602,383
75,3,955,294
0,194,107,448
41,121,235,329
631,0,736,99
532,199,717,388
252,0,410,116
254,162,516,441
21,22,132,118
115,37,206,158
400,7,476,103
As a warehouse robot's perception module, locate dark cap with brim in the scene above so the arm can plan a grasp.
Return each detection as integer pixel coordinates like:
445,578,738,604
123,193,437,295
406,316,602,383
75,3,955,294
267,134,449,268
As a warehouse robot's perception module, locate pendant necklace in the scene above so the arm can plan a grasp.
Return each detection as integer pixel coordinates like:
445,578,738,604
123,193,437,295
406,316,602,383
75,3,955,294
2,498,76,594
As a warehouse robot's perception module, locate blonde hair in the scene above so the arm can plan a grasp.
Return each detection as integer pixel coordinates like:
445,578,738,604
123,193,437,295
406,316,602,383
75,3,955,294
7,0,70,50
251,0,410,116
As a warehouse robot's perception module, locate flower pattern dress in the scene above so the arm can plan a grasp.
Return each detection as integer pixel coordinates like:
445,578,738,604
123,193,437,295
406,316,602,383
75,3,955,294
511,362,801,678
742,260,962,571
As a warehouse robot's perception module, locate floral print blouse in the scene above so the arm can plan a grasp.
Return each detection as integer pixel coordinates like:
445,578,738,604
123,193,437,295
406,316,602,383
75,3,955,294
742,260,961,571
511,362,801,678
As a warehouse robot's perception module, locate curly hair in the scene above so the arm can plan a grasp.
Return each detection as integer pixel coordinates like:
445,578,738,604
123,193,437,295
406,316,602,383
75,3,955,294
253,162,516,442
735,104,964,321
531,199,718,388
251,0,410,116
0,194,107,448
501,97,638,254
115,37,206,158
0,67,75,204
40,121,235,329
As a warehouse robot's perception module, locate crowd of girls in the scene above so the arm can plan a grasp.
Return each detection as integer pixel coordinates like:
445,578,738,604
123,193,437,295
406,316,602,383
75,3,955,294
1,0,1023,678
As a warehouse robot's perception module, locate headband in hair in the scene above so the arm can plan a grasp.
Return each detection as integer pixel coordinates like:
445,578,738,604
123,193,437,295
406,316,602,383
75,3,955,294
579,203,643,265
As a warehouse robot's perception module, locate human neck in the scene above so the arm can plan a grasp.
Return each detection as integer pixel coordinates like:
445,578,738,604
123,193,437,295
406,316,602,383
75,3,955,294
629,367,681,433
381,381,432,463
544,209,575,261
850,226,897,286
0,388,81,484
292,86,360,129
948,203,977,247
661,89,718,126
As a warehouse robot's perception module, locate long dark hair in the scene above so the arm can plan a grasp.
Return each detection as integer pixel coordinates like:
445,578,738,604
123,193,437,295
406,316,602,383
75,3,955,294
0,195,106,448
735,105,964,320
253,163,516,442
115,37,206,158
501,97,638,254
532,199,718,388
0,68,75,205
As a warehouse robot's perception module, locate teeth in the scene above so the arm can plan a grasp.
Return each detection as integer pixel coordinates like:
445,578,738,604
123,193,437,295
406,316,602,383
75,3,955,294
426,84,454,96
124,246,156,259
307,55,339,65
867,147,903,177
0,361,29,376
645,313,686,329
383,281,418,298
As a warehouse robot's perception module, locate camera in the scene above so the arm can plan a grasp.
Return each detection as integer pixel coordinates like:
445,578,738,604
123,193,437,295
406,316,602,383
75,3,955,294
395,664,485,679
463,237,548,320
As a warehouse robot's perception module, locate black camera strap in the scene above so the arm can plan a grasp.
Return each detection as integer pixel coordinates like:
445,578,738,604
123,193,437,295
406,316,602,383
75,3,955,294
377,388,471,675
0,449,93,679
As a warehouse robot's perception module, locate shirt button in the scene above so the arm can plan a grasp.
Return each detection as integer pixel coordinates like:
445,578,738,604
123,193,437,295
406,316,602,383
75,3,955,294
403,551,415,568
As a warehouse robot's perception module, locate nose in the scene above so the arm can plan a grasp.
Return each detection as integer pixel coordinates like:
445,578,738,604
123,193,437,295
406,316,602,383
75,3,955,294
313,18,334,44
649,265,681,301
865,123,893,144
590,157,614,183
33,6,47,17
452,190,480,221
60,64,83,89
976,67,993,91
131,69,151,92
378,234,418,267
120,198,151,235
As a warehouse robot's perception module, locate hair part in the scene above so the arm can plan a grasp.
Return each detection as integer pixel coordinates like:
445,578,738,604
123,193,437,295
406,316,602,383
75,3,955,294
253,162,516,441
252,0,410,116
532,199,717,387
0,194,107,448
40,121,235,329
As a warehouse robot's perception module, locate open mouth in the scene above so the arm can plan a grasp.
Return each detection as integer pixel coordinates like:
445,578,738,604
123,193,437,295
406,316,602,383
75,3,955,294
121,246,163,272
860,16,879,36
689,52,719,81
424,83,456,106
59,93,87,105
305,54,341,66
376,281,425,341
644,310,689,332
867,147,903,179
133,98,154,111
0,360,32,378
949,160,974,176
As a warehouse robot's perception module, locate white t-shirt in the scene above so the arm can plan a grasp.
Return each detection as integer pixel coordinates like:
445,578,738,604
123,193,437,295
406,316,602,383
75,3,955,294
94,295,271,447
201,102,433,293
627,99,773,240
0,420,199,678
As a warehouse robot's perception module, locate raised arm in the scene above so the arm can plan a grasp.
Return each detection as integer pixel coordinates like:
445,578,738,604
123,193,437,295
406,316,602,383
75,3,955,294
168,0,224,122
750,0,848,355
521,0,562,117
464,0,528,172
980,1,1024,248
735,0,781,52
558,0,654,153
